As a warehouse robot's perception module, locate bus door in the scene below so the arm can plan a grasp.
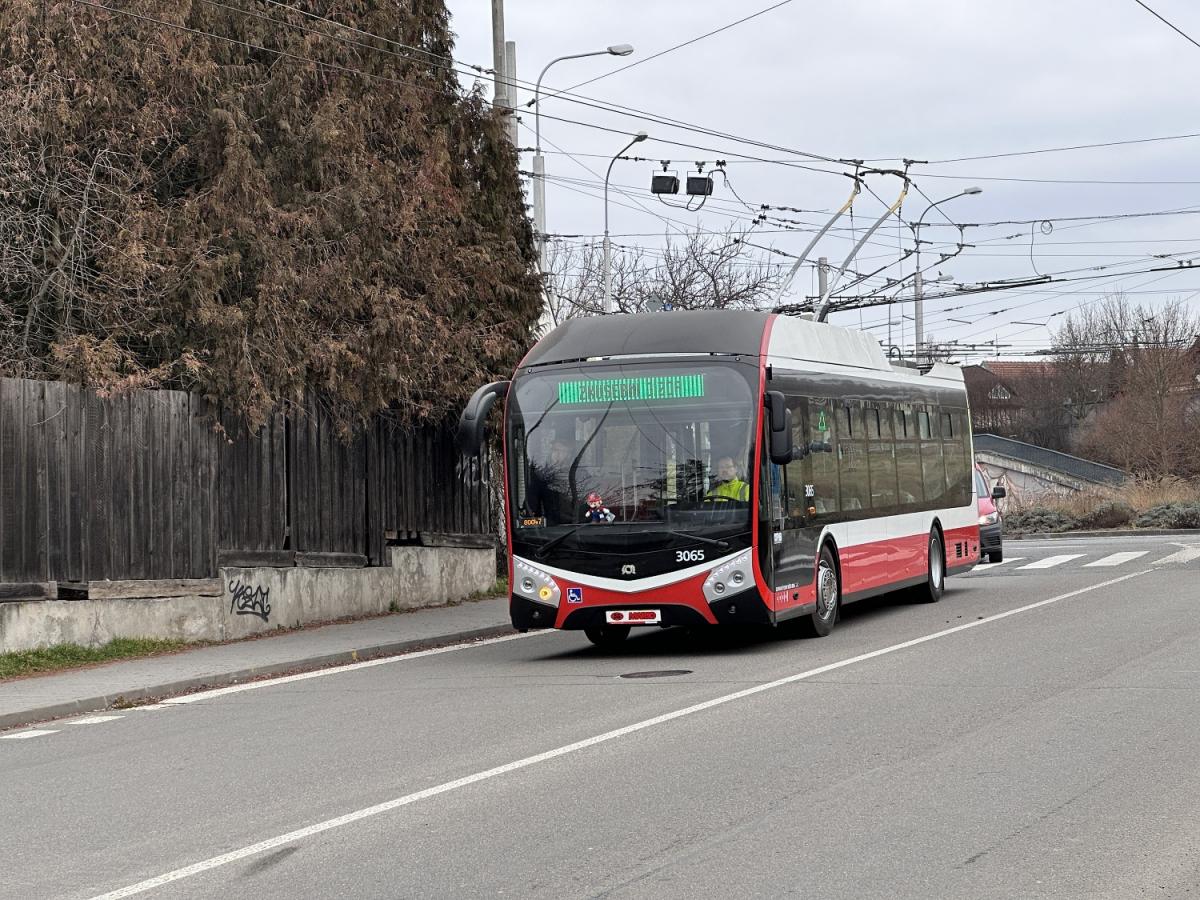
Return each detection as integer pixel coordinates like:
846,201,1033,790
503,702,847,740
766,399,831,615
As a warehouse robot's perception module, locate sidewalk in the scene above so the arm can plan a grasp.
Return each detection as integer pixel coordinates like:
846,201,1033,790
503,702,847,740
0,595,513,732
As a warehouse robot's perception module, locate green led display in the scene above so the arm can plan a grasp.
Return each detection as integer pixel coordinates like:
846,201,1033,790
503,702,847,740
558,374,705,405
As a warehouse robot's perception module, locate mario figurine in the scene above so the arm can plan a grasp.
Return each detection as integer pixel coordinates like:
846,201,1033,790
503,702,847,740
584,491,616,524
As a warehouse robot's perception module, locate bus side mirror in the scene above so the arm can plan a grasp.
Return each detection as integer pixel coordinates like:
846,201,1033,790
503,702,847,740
992,485,1007,500
457,381,510,455
765,391,794,465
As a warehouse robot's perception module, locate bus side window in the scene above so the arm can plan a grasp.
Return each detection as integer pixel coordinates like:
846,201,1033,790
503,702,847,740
868,406,898,508
896,403,924,507
943,409,971,505
920,406,944,503
809,399,839,518
838,401,869,512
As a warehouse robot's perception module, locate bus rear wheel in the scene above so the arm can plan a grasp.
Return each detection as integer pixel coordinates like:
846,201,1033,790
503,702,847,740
584,624,631,647
914,529,945,603
796,544,840,638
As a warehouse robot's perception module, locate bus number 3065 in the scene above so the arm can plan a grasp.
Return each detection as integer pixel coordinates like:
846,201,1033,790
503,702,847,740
676,550,705,563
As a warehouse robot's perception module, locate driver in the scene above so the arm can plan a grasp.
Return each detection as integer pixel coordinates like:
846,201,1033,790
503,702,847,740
706,456,750,502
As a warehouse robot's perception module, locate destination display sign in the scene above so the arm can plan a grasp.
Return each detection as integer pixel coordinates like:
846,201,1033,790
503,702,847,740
557,374,705,405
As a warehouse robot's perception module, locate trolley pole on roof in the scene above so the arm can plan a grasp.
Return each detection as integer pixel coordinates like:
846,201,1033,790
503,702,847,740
771,176,861,312
815,174,910,323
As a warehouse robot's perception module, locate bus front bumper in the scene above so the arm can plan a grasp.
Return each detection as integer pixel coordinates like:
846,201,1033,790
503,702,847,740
511,588,771,632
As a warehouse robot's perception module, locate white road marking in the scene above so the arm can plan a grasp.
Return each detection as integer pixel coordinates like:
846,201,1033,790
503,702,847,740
1084,551,1149,568
66,715,125,725
130,705,173,711
162,631,539,706
1152,545,1200,567
974,557,1024,570
87,569,1150,900
1,729,59,740
1018,554,1085,570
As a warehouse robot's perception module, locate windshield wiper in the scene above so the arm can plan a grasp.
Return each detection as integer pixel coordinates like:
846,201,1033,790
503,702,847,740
535,525,584,559
665,529,730,549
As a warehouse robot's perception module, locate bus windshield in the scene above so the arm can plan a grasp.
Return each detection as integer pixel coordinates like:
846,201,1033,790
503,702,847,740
507,361,758,547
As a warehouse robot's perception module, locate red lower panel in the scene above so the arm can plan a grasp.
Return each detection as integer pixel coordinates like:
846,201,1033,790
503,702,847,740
551,570,720,628
840,523,981,593
944,525,981,568
840,540,893,595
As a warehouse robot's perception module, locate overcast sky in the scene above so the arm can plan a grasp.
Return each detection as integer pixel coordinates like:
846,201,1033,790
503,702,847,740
445,0,1200,357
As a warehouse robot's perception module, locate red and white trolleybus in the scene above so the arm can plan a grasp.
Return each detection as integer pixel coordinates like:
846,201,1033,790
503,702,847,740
458,310,980,646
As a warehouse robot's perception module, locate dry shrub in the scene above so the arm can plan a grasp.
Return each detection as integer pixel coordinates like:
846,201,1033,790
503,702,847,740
1007,477,1200,531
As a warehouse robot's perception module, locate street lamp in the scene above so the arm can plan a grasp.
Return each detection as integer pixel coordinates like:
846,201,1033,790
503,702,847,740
531,44,635,271
604,131,648,313
913,187,981,357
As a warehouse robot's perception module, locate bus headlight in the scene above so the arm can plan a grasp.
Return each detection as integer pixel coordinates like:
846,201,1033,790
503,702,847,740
979,512,1000,526
703,550,753,604
514,560,560,607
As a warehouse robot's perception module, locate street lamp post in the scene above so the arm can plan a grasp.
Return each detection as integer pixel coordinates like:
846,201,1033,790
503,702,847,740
913,187,981,358
532,44,634,272
604,131,648,313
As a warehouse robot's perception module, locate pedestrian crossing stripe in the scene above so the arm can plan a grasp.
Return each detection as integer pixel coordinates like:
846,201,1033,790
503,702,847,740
969,546,1200,574
1018,554,1085,570
1084,551,1148,567
1152,545,1200,566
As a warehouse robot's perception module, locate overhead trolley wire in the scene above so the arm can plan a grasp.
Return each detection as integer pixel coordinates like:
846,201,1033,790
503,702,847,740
1130,0,1200,51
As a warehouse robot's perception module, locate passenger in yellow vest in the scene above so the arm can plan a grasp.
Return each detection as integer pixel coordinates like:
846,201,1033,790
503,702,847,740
707,456,750,502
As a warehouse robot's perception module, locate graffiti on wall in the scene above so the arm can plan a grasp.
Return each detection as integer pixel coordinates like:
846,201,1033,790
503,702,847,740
228,577,271,622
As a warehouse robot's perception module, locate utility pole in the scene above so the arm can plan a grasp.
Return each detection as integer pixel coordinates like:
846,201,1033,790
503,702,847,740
816,257,828,318
912,186,982,358
491,0,506,107
913,267,924,360
505,41,518,145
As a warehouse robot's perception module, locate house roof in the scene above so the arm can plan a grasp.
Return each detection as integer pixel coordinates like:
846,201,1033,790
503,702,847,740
980,360,1058,381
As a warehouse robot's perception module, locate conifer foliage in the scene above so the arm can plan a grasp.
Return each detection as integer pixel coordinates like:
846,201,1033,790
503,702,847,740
0,1,541,427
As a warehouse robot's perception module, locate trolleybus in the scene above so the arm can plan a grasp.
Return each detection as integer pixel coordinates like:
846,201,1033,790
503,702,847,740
458,310,980,646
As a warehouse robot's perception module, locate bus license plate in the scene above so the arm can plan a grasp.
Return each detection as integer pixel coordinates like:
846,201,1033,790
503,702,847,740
606,609,661,625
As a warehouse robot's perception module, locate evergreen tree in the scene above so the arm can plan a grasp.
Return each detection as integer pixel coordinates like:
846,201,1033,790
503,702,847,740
0,0,540,427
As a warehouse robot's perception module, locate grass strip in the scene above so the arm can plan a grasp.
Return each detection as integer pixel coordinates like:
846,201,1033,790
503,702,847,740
0,638,187,680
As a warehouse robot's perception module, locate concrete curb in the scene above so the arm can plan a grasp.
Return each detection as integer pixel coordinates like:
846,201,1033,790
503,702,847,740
0,623,515,732
1008,529,1200,540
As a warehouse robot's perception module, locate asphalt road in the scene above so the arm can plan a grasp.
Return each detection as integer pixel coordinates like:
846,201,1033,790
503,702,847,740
3,533,1199,900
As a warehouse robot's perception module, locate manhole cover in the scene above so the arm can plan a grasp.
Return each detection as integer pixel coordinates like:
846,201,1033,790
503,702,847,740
619,669,693,679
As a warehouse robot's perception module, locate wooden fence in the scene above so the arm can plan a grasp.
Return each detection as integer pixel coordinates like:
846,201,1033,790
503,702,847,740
0,377,493,589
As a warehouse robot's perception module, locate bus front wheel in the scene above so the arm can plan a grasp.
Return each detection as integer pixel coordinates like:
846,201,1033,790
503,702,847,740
584,624,631,647
797,544,840,638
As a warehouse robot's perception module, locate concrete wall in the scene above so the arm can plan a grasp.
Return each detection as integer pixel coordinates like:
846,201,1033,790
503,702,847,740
976,454,1094,509
0,545,496,653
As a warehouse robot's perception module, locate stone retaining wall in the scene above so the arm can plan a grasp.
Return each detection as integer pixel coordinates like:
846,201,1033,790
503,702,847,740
0,546,496,653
